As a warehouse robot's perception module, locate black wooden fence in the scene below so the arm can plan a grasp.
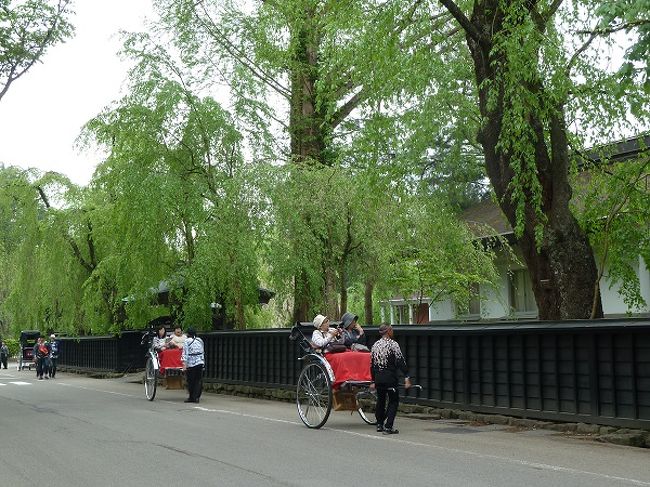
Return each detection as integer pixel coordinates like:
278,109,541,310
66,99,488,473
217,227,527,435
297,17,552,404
57,318,650,429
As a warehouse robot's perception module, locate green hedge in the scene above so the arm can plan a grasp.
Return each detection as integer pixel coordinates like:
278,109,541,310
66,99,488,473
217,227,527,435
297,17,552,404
1,338,20,357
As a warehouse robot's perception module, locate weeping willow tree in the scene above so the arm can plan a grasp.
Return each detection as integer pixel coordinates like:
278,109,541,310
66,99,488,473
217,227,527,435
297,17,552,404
0,166,103,334
152,0,469,322
80,34,264,330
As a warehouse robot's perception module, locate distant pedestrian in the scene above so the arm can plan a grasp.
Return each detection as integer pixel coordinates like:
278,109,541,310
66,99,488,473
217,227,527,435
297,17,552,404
34,337,51,380
182,328,204,403
49,334,60,378
370,324,411,435
0,341,9,369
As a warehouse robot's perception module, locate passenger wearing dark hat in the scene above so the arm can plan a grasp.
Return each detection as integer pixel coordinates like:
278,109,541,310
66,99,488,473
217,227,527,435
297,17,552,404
340,312,367,350
370,324,411,434
182,327,205,403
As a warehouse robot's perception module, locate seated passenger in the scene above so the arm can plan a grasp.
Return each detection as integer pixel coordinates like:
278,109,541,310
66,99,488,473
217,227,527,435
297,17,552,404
167,326,186,349
152,326,169,351
340,312,368,351
311,314,345,353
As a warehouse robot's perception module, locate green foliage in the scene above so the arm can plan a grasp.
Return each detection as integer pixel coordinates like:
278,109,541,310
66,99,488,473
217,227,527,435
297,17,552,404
0,0,75,101
382,194,501,312
575,149,650,311
1,337,19,356
81,34,262,331
596,0,650,87
7,0,649,332
0,166,92,335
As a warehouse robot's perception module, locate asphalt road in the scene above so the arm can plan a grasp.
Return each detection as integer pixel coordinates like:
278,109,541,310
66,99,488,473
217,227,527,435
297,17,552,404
0,367,648,487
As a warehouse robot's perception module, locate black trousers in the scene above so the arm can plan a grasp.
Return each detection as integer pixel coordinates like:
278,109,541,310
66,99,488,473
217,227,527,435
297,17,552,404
50,358,58,377
36,357,50,378
186,364,204,401
375,384,399,429
0,355,7,369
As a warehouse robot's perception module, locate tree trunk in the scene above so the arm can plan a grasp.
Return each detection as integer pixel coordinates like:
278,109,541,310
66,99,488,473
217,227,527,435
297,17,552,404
364,280,374,325
292,271,311,323
339,265,348,318
324,266,339,319
462,0,603,319
288,9,330,322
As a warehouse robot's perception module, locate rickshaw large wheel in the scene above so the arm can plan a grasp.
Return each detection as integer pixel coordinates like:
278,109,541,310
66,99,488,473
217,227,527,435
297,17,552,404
144,356,157,401
296,361,332,429
356,389,377,424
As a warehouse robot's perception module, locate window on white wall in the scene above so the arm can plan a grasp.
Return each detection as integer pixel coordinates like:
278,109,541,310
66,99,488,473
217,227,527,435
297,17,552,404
509,269,537,315
394,304,409,324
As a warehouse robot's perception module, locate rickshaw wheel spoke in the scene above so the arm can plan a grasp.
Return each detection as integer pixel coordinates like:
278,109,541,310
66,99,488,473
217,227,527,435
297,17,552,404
144,355,157,401
296,361,332,429
356,389,377,425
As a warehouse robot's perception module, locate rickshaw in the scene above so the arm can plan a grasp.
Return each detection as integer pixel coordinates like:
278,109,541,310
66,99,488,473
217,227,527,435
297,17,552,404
141,329,185,401
289,322,420,429
18,330,40,371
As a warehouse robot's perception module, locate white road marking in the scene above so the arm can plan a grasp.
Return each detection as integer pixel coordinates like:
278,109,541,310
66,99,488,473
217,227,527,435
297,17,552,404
52,380,650,487
194,406,298,425
8,381,31,385
192,408,650,487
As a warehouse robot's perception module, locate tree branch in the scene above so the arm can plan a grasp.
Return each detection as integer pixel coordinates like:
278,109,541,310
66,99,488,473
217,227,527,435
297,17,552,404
193,0,291,99
577,19,650,36
0,0,72,102
541,0,564,24
565,30,598,75
36,185,94,273
331,89,365,130
437,0,484,44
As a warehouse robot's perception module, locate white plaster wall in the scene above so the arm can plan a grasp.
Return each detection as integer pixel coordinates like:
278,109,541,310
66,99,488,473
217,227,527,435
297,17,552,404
389,249,650,322
600,256,650,315
639,256,650,313
600,270,630,315
480,270,511,319
428,299,455,321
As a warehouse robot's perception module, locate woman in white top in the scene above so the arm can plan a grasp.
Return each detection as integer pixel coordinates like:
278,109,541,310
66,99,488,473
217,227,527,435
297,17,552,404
168,326,186,348
310,314,344,352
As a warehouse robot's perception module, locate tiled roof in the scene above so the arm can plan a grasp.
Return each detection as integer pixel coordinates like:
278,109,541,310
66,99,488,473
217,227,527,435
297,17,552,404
461,199,512,237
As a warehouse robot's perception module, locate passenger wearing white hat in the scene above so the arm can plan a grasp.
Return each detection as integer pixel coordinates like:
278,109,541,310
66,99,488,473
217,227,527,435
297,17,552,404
311,315,345,353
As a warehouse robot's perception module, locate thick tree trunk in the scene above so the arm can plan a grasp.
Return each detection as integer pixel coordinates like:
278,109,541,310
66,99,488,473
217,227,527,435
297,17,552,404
288,13,327,164
288,11,331,323
464,0,603,319
292,271,311,324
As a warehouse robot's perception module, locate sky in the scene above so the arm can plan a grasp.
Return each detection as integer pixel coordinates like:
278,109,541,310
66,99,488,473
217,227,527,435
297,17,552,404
0,0,154,185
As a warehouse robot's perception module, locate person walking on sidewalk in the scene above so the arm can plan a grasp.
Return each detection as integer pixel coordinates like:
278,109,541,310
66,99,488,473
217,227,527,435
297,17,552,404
182,327,205,403
49,334,60,378
0,341,9,369
34,337,51,380
370,324,411,435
